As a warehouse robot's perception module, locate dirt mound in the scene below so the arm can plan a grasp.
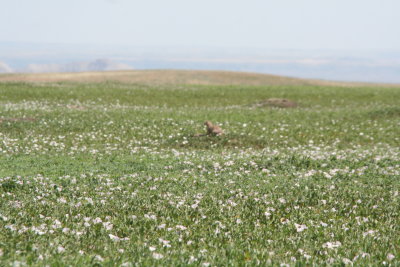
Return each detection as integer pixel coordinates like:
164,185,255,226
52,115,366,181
253,98,298,108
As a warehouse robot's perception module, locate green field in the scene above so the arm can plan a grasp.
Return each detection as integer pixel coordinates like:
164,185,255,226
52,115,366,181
0,75,399,266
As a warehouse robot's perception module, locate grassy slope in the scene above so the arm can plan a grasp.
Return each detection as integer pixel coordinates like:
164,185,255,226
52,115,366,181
1,69,397,87
0,77,399,265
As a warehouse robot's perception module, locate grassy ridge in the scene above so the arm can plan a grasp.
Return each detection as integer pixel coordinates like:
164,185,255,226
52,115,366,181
0,70,347,86
0,81,399,266
1,70,398,87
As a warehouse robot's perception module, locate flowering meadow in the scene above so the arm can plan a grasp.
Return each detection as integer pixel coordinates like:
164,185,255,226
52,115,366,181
0,81,399,266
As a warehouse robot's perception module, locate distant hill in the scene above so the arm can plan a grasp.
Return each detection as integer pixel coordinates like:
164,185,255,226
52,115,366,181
24,58,132,73
0,61,13,73
0,69,397,87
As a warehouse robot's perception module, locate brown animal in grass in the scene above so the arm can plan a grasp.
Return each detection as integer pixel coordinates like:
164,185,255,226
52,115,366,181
204,121,224,136
193,121,224,137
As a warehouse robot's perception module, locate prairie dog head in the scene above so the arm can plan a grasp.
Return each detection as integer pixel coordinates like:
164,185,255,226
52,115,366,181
204,121,213,127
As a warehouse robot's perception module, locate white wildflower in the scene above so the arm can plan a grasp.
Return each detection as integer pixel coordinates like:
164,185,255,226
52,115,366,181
94,255,104,262
322,241,341,249
363,230,376,237
342,258,352,265
11,261,25,267
57,198,67,203
103,222,113,230
93,217,102,224
159,238,171,248
5,224,17,231
144,214,157,220
85,198,94,205
387,254,395,261
176,225,187,230
225,160,234,166
152,253,164,259
52,220,62,229
294,223,308,232
109,234,121,241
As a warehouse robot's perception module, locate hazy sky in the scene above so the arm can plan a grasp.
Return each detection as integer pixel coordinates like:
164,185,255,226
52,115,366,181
1,0,399,50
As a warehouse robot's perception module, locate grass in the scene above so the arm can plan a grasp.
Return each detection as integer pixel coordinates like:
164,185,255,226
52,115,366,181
0,77,399,266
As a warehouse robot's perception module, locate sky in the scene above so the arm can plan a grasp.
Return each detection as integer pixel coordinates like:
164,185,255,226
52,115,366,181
1,0,400,50
1,0,400,83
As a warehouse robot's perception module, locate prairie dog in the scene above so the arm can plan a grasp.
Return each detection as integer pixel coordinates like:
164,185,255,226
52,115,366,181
204,121,224,136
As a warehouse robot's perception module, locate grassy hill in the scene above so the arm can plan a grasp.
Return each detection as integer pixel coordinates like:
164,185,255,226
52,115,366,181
1,69,396,87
